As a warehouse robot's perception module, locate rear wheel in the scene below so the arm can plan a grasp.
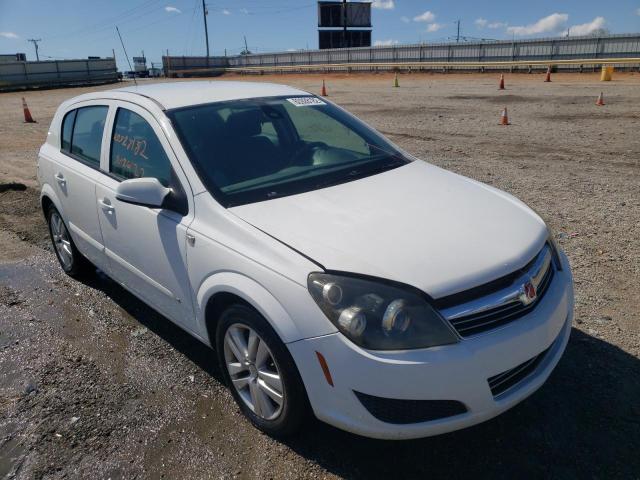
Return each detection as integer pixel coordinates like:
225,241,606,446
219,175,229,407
216,304,308,437
47,205,91,278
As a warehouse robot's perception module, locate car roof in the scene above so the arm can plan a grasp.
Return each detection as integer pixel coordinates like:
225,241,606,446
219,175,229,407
111,80,311,110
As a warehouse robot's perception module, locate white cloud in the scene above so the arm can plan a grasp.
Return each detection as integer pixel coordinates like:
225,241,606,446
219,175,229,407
413,11,435,23
372,0,394,9
476,18,507,30
222,9,231,15
507,13,568,36
374,39,399,46
164,6,181,13
426,23,443,32
567,16,606,36
240,7,249,14
0,31,19,39
400,16,410,23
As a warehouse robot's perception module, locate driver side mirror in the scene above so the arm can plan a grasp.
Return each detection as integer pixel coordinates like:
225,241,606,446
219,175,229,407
116,177,171,208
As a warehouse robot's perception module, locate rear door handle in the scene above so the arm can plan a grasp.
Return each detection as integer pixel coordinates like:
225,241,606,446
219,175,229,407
54,173,66,186
98,198,115,213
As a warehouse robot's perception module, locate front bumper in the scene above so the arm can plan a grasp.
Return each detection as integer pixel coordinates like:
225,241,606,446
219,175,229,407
288,252,574,440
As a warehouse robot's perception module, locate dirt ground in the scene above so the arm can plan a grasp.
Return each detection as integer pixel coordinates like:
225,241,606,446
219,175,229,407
1,72,639,479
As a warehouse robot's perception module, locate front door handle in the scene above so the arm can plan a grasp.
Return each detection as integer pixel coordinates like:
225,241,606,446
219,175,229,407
54,173,66,186
98,198,115,213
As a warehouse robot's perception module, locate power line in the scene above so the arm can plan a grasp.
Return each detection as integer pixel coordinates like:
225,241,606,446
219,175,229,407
64,6,198,53
43,0,166,41
184,0,199,55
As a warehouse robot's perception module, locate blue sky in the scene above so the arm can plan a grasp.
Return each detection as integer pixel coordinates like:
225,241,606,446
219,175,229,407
1,0,639,69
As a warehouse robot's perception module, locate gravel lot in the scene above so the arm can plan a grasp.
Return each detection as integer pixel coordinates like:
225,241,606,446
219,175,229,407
1,72,639,479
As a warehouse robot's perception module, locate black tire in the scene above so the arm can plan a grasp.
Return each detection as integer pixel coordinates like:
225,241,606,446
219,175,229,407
46,205,92,278
216,304,309,437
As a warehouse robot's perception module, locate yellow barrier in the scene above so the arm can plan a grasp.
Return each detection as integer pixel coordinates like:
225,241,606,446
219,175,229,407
600,66,614,81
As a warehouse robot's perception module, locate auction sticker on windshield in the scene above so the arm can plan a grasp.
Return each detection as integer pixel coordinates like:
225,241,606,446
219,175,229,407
286,97,326,107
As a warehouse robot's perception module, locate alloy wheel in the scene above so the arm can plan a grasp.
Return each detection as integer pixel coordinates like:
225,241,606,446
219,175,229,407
50,212,73,269
223,323,285,420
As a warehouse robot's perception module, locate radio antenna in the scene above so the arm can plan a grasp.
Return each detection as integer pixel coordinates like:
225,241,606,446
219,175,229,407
116,26,137,87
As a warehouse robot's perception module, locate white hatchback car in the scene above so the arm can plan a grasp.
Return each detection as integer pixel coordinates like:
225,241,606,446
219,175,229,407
38,81,574,439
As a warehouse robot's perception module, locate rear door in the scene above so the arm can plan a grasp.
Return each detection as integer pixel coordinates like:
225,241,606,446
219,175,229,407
94,102,196,328
47,102,111,270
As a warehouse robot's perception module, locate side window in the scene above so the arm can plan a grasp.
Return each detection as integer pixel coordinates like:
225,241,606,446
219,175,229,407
61,109,76,152
110,108,172,187
69,106,108,166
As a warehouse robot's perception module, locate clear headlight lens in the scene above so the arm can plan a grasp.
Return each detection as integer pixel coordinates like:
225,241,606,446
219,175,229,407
308,273,459,350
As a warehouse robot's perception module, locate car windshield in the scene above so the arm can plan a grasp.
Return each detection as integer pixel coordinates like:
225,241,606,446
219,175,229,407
167,95,410,207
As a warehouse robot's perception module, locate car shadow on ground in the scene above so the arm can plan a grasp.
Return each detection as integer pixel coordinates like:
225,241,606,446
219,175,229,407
84,270,224,382
86,272,639,479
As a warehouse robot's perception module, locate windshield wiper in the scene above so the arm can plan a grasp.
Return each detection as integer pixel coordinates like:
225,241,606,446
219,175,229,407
311,160,403,191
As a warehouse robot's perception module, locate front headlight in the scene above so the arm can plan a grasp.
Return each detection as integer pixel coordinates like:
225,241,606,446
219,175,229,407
308,273,458,350
529,204,563,272
546,226,564,271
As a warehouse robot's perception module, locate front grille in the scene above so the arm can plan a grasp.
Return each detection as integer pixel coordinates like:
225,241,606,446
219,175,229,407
488,344,551,397
439,244,556,338
450,267,554,337
354,391,467,424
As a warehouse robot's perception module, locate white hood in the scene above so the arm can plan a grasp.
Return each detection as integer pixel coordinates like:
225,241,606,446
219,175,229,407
230,161,548,299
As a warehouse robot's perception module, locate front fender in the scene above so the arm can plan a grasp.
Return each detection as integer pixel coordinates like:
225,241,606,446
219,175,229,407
196,271,303,346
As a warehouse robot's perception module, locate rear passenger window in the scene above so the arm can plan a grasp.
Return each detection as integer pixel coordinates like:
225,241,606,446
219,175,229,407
61,110,76,152
110,108,171,187
69,106,108,166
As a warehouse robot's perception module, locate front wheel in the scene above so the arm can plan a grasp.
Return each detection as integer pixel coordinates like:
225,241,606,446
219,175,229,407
216,304,309,437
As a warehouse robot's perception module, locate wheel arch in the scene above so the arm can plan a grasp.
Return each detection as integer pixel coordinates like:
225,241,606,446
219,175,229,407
40,184,64,219
198,272,301,348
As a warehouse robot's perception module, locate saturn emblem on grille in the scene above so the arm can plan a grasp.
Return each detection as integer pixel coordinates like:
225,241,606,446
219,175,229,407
519,279,537,306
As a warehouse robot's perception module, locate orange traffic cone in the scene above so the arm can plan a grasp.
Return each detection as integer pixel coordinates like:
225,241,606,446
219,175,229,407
595,91,605,106
544,66,551,82
499,106,510,125
499,74,505,90
22,97,36,123
321,79,327,96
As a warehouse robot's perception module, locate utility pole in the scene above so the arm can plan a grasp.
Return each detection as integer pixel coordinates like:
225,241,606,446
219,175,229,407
202,0,210,61
28,38,42,61
455,20,460,43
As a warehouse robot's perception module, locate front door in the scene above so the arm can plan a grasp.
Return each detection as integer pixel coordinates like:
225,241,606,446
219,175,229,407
95,103,195,328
